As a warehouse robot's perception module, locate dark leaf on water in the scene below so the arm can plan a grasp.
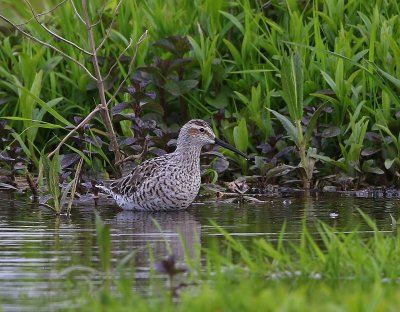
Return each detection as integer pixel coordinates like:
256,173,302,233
266,164,296,179
113,113,137,122
111,102,129,115
257,143,272,154
365,131,382,142
119,137,138,146
128,144,145,152
272,146,295,161
321,126,341,138
61,153,80,169
361,147,380,157
84,136,103,148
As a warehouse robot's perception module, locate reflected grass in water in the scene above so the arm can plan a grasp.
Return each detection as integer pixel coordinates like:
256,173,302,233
0,192,400,311
74,211,400,311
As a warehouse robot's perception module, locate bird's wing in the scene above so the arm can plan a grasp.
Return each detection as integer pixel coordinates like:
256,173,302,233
108,155,169,197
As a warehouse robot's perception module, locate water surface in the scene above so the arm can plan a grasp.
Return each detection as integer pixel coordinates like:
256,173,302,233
0,190,398,311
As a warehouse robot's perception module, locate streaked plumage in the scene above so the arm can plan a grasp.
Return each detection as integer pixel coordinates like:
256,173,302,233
97,119,247,211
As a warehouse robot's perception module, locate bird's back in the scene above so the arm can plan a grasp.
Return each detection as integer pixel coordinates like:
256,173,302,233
99,152,201,211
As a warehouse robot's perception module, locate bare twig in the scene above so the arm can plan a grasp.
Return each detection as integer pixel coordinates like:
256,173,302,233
102,38,133,82
0,13,97,80
106,30,148,106
96,0,124,51
48,106,101,158
23,0,93,56
82,0,123,172
26,171,39,198
69,0,86,24
16,0,69,26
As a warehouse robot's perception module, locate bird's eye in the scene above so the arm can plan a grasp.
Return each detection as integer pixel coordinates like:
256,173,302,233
199,128,205,133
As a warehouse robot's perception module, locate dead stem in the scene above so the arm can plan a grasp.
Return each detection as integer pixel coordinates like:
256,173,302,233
82,0,123,175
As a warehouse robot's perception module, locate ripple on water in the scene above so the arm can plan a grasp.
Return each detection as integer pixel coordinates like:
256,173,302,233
0,191,398,311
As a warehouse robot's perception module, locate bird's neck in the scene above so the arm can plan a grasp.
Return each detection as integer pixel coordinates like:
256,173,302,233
174,145,202,168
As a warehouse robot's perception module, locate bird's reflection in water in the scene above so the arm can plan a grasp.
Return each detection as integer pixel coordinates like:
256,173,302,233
109,210,201,268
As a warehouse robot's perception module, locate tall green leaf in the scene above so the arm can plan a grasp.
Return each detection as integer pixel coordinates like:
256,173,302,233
281,52,304,122
233,118,248,153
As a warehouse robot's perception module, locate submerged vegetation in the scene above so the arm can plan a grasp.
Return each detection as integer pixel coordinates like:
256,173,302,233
0,0,399,193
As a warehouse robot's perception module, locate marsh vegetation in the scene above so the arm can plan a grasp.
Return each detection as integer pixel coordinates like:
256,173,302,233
1,0,400,310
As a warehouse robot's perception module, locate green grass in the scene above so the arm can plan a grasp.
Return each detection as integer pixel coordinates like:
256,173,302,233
64,212,400,311
1,0,400,186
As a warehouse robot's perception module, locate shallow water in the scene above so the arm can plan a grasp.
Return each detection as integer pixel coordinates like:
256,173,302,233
0,190,399,311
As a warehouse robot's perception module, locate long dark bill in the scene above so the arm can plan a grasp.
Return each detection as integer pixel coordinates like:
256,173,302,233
214,138,249,160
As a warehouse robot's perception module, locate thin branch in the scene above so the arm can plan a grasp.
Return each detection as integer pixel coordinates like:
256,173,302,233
16,0,69,26
48,106,101,158
0,13,97,81
96,0,124,51
102,38,133,82
69,0,86,24
23,0,93,56
82,0,123,170
26,171,39,198
106,30,148,106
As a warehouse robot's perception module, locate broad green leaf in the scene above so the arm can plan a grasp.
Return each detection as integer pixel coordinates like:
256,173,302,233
233,118,248,153
320,70,336,93
223,39,242,65
13,83,72,127
268,108,298,145
234,91,249,105
281,52,304,121
1,117,64,129
219,11,244,34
